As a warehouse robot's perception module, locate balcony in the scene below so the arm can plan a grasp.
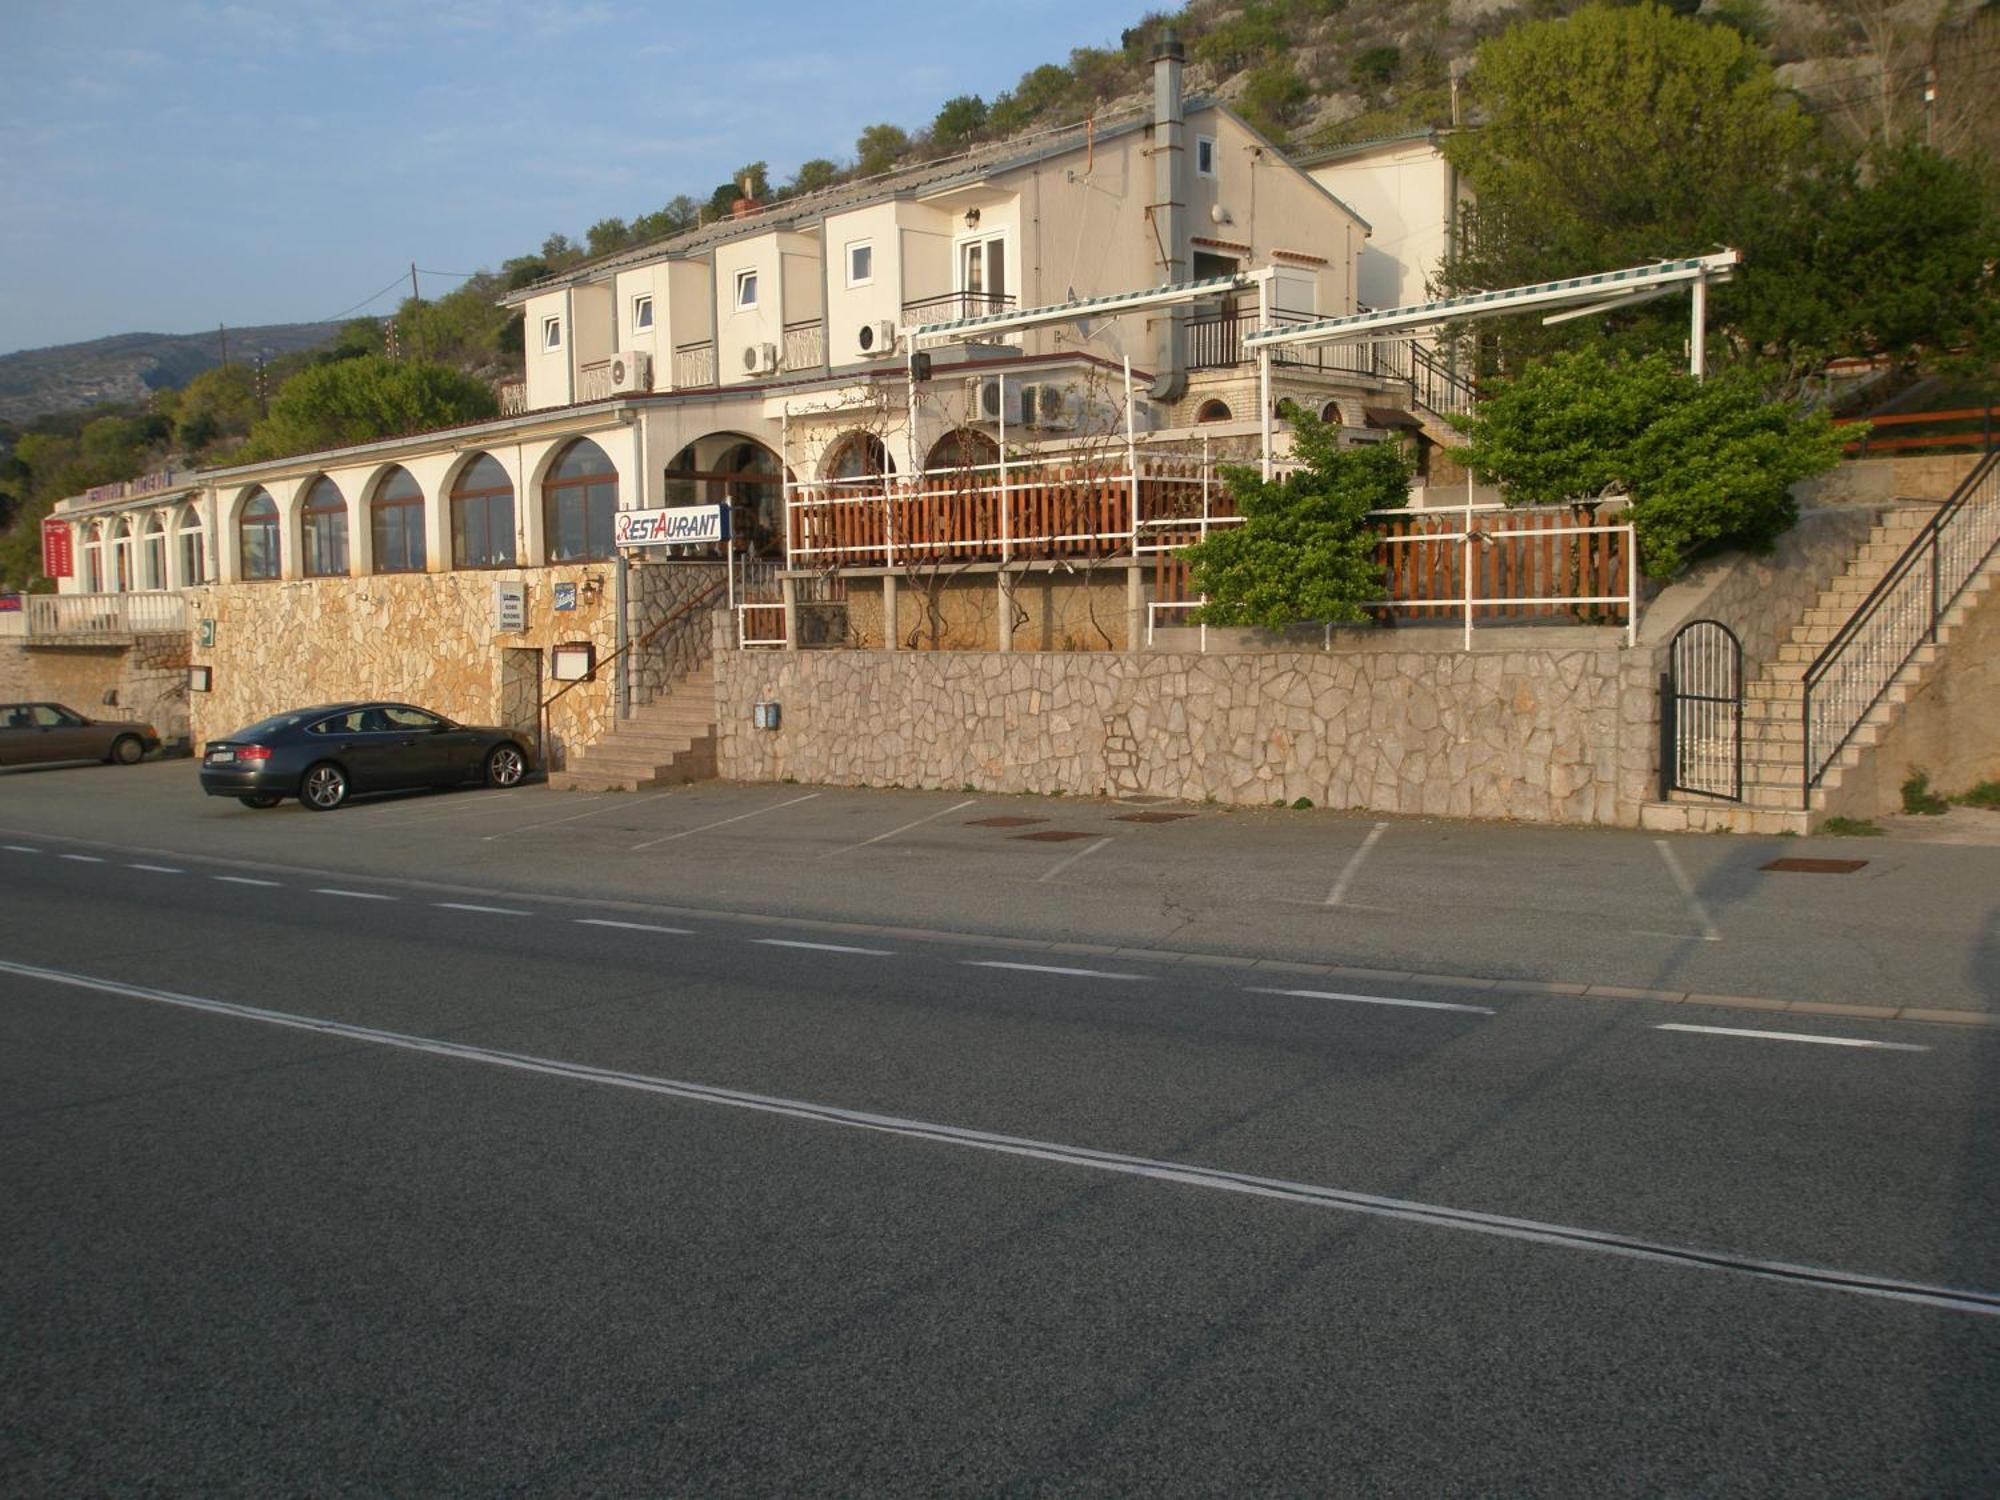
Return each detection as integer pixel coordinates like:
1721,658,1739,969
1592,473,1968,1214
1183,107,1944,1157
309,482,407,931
1186,301,1383,378
901,292,1017,330
674,341,717,389
496,379,527,416
783,319,825,372
575,359,615,404
24,591,190,641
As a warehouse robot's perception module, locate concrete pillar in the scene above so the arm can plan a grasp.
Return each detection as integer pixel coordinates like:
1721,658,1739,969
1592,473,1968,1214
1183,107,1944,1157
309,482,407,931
997,572,1014,652
1126,564,1145,650
781,575,798,652
883,574,900,651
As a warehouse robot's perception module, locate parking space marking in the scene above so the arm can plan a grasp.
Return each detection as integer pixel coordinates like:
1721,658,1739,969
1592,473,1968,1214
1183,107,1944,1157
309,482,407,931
1036,835,1113,884
481,793,642,842
435,902,532,917
214,875,281,888
313,888,396,902
753,939,895,956
576,918,696,936
1657,1023,1928,1053
1652,840,1723,943
1248,986,1496,1016
964,960,1146,982
369,791,545,824
3,844,41,854
60,854,106,864
630,792,822,851
128,864,184,874
826,798,977,857
1323,822,1388,907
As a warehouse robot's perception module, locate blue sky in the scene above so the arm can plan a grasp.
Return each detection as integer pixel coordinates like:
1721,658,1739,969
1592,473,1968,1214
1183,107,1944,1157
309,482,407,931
0,0,1147,355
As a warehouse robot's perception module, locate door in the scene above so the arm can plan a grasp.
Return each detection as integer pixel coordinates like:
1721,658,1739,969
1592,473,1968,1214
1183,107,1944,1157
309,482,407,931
30,704,98,762
1662,621,1742,802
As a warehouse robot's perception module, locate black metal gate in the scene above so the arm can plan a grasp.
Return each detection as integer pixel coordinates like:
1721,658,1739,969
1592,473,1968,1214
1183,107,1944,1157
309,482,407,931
1661,620,1743,802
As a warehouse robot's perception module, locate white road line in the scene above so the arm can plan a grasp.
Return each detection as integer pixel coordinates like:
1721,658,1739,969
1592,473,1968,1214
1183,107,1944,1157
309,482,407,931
630,792,821,851
60,854,106,863
213,875,280,887
481,793,643,841
1657,1023,1929,1053
963,960,1145,982
753,938,895,956
826,798,976,856
435,902,532,917
2,953,1991,1320
1652,840,1723,943
128,864,184,875
1248,986,1495,1016
3,844,42,854
575,918,696,936
313,888,396,902
1324,822,1388,907
1036,835,1113,884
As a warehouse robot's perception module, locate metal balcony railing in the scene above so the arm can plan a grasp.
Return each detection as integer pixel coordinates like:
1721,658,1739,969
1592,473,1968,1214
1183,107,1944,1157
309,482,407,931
901,291,1017,326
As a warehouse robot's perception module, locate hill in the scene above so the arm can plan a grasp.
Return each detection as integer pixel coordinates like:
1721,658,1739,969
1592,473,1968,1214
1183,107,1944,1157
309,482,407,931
0,323,346,424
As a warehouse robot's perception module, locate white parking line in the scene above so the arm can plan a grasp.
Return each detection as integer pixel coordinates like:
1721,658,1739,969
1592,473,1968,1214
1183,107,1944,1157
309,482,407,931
1652,840,1723,942
753,938,894,956
1249,986,1495,1016
575,918,696,936
963,960,1145,982
1036,836,1113,884
214,875,281,887
60,854,106,864
3,844,41,854
481,793,641,842
435,902,532,917
826,798,976,856
1657,1023,1928,1053
1324,823,1387,907
630,792,822,851
314,888,396,902
128,864,184,875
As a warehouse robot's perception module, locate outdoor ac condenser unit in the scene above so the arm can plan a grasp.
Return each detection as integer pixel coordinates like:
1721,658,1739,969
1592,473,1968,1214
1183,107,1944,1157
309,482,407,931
1021,382,1074,429
975,376,1026,426
743,342,780,376
857,319,898,355
607,350,651,394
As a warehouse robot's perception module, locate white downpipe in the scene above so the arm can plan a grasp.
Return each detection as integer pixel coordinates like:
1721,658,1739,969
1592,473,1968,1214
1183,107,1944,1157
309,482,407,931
1690,273,1708,381
1625,524,1639,648
1462,529,1475,651
998,376,1010,565
1258,275,1274,481
1123,355,1139,551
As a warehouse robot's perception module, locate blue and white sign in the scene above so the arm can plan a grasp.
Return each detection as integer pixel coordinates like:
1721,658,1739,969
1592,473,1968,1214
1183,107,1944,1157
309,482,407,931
614,504,730,547
553,581,578,612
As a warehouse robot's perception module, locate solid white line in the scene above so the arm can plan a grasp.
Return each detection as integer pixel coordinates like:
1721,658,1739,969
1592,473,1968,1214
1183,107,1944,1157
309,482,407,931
128,864,184,875
313,888,395,902
4,844,42,853
575,918,697,936
1248,986,1495,1016
60,854,106,864
214,875,281,887
1036,835,1113,884
1,953,1990,1320
827,798,976,856
753,938,895,956
481,793,641,841
630,791,821,850
1325,823,1388,907
963,959,1145,982
435,902,531,917
1653,840,1723,942
1657,1023,1928,1053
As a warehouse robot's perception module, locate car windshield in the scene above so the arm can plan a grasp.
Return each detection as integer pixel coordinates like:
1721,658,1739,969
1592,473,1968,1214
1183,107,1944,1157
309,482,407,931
227,711,317,739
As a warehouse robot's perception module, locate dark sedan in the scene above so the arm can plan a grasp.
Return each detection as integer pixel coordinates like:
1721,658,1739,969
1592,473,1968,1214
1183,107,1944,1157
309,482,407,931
200,701,533,811
1,702,161,768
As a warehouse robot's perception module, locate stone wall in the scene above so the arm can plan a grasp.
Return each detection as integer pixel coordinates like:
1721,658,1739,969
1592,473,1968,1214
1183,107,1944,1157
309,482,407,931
844,572,1134,652
1795,453,1980,509
626,561,726,706
717,637,1657,825
0,641,26,698
0,635,191,747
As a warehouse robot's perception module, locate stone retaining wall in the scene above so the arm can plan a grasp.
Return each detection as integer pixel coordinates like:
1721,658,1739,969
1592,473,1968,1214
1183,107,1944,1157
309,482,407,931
0,635,191,746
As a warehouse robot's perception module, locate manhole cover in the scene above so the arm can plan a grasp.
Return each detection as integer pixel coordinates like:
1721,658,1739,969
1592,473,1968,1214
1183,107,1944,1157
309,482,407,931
1761,857,1868,874
967,816,1046,828
1115,811,1194,824
1013,830,1096,842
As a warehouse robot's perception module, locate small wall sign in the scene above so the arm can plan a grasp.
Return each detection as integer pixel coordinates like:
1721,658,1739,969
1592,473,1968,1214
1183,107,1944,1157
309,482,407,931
613,504,730,548
198,618,216,648
41,518,74,579
551,642,596,681
494,581,526,632
553,581,578,612
189,665,213,693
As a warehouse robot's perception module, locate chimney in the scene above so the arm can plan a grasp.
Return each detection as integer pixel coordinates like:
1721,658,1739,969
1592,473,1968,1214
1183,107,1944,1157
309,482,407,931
1150,29,1189,402
732,174,761,219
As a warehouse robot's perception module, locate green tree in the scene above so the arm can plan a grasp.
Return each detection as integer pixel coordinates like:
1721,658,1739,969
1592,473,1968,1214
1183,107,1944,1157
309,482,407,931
1449,347,1849,578
932,94,988,149
987,63,1074,136
856,123,910,176
1181,407,1409,629
586,217,633,256
786,159,842,196
1349,45,1401,88
236,356,497,463
169,364,261,453
1237,60,1313,138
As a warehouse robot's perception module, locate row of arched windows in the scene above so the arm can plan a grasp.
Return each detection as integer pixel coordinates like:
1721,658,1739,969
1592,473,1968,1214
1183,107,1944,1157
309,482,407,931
79,508,207,593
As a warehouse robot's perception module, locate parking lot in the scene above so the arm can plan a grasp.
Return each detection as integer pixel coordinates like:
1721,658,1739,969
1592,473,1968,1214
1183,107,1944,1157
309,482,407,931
4,755,1997,1017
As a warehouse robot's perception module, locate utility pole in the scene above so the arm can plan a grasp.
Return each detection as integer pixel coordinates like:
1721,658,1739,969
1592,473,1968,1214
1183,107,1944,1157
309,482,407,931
1923,65,1937,149
218,323,229,367
408,262,424,361
254,352,268,418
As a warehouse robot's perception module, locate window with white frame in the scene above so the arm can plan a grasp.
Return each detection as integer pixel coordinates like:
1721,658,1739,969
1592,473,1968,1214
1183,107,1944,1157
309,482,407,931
542,315,562,350
958,235,1006,310
734,269,759,309
1195,135,1217,178
846,241,873,287
632,294,654,332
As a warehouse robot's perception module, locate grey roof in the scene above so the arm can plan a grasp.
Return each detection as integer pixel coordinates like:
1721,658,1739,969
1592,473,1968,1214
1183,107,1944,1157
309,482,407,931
1291,129,1444,170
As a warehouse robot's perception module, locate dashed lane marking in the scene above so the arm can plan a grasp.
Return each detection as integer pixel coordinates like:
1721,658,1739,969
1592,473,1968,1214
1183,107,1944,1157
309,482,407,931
753,938,896,956
213,875,281,888
435,902,532,917
1248,986,1496,1016
4,844,42,853
1657,1023,1928,1053
575,918,697,936
128,864,184,874
59,854,106,864
313,888,396,902
963,960,1146,982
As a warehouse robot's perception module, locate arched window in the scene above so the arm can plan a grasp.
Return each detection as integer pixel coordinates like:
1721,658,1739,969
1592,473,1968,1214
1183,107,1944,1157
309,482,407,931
112,518,134,592
239,489,280,581
452,454,515,568
661,438,782,555
370,466,426,573
1195,399,1233,424
924,427,1000,474
823,431,894,483
542,438,616,562
176,505,207,587
142,514,167,589
301,477,348,577
1320,401,1342,425
83,523,105,593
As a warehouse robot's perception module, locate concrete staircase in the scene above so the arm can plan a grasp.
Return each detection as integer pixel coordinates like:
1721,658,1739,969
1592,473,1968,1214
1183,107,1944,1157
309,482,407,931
1644,502,1999,834
546,663,717,791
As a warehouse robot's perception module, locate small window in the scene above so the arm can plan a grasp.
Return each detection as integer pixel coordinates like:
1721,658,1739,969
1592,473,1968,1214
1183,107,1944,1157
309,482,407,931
542,316,562,350
734,269,759,309
632,295,654,331
846,241,873,287
1196,399,1232,424
1195,136,1217,178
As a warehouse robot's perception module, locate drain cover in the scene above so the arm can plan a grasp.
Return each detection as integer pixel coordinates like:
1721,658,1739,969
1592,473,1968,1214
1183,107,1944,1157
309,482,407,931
967,816,1046,828
1761,857,1868,874
1115,811,1194,824
1014,830,1096,842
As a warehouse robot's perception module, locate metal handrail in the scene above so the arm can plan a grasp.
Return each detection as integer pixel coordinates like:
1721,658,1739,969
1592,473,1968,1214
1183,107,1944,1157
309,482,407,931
537,575,726,770
1802,448,2000,795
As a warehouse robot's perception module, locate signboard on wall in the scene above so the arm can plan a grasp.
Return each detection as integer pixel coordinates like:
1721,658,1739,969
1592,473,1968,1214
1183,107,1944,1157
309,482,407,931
553,581,577,612
41,518,73,579
613,504,730,548
494,581,526,632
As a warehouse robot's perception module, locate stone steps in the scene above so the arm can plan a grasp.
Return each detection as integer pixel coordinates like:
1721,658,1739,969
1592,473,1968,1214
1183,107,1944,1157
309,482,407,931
547,668,719,792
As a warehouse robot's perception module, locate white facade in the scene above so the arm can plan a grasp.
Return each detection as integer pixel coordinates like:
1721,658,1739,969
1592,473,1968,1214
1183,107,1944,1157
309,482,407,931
1300,132,1466,313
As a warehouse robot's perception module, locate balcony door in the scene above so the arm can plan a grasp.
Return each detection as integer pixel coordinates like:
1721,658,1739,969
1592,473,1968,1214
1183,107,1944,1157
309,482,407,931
958,235,1006,319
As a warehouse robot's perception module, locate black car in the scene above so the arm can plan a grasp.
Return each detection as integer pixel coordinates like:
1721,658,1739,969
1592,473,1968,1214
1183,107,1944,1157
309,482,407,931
200,701,533,811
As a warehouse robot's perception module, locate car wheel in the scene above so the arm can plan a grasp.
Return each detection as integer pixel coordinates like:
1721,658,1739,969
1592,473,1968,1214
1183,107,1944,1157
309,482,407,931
485,742,527,788
300,762,349,811
109,734,145,765
238,794,282,809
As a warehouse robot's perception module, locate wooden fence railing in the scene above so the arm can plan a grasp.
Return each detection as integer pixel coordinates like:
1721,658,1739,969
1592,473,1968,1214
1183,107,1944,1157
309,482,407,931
1836,406,1999,456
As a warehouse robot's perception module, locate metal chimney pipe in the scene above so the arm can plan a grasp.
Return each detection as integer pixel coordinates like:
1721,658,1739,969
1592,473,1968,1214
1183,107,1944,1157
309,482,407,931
1149,29,1189,403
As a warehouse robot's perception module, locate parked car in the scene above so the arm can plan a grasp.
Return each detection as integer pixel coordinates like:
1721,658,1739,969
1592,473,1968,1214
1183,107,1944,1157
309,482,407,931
199,701,533,811
0,702,161,768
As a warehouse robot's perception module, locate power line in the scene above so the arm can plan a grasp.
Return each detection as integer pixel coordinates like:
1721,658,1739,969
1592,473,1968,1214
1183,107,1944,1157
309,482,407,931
321,272,413,324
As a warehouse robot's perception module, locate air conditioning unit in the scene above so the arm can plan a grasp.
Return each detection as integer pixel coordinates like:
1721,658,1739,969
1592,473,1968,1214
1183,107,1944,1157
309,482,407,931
607,350,651,394
975,376,1025,426
1021,382,1074,429
742,342,779,376
857,319,898,356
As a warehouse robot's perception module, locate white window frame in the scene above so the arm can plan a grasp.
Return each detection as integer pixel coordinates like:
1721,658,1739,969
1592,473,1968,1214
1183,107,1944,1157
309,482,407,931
631,294,654,332
542,315,563,350
955,233,1008,301
734,269,759,310
1195,135,1217,178
845,240,874,288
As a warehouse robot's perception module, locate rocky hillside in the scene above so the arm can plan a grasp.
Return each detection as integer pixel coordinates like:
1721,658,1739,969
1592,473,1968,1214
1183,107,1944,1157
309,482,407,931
0,323,345,424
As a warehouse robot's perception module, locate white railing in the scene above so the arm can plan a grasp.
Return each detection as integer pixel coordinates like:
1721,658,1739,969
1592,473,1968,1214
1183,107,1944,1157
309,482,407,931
1369,518,1638,648
575,360,614,403
26,591,190,637
783,321,825,371
737,602,786,647
497,380,528,416
674,342,716,388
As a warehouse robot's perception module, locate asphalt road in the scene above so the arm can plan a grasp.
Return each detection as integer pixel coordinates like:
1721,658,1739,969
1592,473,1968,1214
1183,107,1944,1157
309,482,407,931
4,764,1999,1492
